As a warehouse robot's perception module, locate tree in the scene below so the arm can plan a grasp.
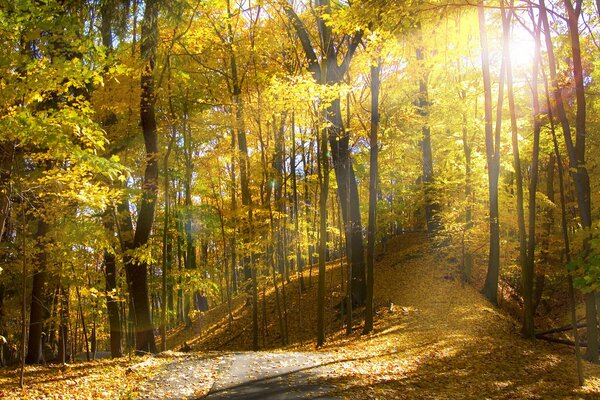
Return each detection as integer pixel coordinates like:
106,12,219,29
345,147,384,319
284,0,367,306
478,2,502,305
363,59,381,335
415,25,438,235
539,0,597,361
123,0,160,354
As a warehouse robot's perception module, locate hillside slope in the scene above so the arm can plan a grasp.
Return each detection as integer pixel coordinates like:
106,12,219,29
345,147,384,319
169,233,600,399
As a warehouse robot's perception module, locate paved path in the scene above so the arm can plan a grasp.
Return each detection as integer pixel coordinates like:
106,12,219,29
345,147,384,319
204,352,339,399
137,353,222,400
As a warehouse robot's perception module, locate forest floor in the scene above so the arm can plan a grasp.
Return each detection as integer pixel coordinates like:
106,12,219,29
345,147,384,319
3,232,600,399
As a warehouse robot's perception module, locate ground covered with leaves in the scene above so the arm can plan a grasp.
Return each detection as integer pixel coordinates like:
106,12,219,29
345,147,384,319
0,355,162,399
186,232,600,399
300,233,600,399
3,233,600,399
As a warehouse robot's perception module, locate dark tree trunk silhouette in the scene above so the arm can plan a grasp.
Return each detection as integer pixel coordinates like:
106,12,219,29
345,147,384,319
103,215,122,358
316,104,329,348
26,219,50,364
285,1,366,305
123,0,160,354
0,142,14,241
364,61,381,335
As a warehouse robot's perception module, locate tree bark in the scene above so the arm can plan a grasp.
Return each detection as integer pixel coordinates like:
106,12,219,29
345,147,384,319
285,1,366,305
479,2,501,305
291,114,305,291
0,142,14,241
415,28,437,234
103,215,122,358
25,219,50,364
502,4,530,337
123,0,160,354
524,11,542,338
316,107,329,348
364,61,381,335
540,0,596,361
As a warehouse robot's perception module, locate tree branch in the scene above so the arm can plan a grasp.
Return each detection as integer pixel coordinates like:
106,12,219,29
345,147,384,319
339,30,363,77
282,2,320,79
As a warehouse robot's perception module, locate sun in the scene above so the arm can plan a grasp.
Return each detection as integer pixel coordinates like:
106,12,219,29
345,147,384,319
508,28,537,71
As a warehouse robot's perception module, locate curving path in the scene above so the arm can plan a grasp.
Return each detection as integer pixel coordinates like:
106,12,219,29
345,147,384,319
203,352,339,399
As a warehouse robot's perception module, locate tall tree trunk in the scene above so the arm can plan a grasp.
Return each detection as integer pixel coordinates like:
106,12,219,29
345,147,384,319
230,130,238,295
524,11,542,338
565,0,596,362
161,125,175,350
549,106,584,384
285,1,366,305
479,2,501,305
502,4,529,336
291,114,305,291
26,219,50,364
364,61,380,335
124,0,160,354
316,111,329,348
540,0,596,361
182,99,196,327
57,285,69,364
273,115,286,276
534,155,554,313
0,142,14,241
103,214,122,358
415,29,437,234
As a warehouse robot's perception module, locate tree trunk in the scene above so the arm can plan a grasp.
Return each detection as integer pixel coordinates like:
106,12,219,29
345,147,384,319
57,286,69,363
291,114,305,291
0,141,14,241
102,213,122,358
104,245,122,358
549,105,584,384
479,2,501,305
524,11,542,338
182,99,196,327
26,219,50,364
316,111,329,348
364,61,380,335
540,0,596,361
124,0,160,354
285,1,366,305
415,30,437,235
502,4,530,336
534,155,553,313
